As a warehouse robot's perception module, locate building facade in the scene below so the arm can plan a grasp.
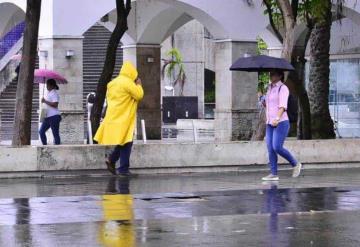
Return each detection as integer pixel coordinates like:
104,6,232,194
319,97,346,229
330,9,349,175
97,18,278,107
0,0,360,144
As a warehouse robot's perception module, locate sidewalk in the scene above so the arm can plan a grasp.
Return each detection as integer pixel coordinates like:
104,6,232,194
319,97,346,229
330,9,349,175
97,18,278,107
1,168,360,198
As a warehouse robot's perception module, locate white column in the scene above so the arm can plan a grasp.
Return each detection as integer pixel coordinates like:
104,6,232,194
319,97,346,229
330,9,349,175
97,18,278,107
214,40,259,141
38,36,84,144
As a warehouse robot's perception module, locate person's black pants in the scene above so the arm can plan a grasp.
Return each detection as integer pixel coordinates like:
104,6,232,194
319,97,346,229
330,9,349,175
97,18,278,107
109,142,133,173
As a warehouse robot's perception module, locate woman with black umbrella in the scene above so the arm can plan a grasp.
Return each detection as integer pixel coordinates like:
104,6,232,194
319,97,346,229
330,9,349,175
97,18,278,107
230,55,303,180
262,70,302,181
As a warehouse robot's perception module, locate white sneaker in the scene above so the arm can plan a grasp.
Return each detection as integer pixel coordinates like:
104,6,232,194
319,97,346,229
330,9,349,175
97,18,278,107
262,174,279,181
292,163,302,178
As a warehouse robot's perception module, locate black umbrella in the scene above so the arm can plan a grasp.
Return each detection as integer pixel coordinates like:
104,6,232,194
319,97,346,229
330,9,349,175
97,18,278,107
230,55,295,72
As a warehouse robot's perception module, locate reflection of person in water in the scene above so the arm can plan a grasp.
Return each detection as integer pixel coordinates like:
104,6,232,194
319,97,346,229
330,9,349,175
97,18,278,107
98,177,136,247
14,198,32,245
264,183,290,247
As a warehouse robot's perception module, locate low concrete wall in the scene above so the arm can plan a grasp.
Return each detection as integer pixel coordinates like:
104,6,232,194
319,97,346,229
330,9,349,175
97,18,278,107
0,139,359,174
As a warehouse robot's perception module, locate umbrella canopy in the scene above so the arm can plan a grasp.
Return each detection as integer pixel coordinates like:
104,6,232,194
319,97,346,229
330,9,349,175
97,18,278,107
230,55,295,72
34,69,68,84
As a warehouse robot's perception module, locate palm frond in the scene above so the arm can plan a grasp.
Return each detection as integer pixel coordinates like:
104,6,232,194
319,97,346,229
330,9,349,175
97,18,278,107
162,48,187,95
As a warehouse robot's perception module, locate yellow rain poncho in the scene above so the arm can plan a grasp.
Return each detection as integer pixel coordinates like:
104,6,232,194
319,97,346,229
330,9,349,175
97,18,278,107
94,61,144,145
98,194,135,247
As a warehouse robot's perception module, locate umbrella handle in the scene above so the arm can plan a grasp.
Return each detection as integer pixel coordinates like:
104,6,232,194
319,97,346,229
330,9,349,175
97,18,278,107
42,77,46,98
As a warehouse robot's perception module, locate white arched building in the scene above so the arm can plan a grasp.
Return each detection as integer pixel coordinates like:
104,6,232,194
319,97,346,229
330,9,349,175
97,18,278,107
0,0,360,143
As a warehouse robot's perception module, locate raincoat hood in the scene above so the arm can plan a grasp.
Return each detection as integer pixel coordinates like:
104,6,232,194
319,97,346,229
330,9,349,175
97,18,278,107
119,61,138,81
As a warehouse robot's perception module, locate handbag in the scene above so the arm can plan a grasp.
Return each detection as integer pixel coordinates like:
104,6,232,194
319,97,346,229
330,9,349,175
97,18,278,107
39,104,47,122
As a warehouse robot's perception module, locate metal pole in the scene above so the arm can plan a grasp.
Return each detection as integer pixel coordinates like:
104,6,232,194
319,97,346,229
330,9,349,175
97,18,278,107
141,119,147,144
86,93,94,144
192,120,198,143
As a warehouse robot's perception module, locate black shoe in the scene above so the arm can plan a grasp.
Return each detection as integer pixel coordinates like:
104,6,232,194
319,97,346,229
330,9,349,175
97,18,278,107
105,160,116,175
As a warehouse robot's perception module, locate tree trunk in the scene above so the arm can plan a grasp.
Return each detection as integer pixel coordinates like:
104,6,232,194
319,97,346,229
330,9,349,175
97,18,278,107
278,0,312,140
251,107,267,141
287,46,312,140
254,0,313,140
90,0,131,137
277,0,295,61
12,0,42,146
278,0,311,139
279,4,312,139
308,0,335,139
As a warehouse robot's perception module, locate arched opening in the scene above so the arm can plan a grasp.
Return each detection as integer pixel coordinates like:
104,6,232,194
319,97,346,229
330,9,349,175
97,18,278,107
161,20,216,122
137,1,270,141
0,2,25,60
0,2,25,37
57,0,272,141
137,1,228,44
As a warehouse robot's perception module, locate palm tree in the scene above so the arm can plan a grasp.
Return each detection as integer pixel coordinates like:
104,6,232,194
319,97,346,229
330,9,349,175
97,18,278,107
161,48,187,96
307,0,337,139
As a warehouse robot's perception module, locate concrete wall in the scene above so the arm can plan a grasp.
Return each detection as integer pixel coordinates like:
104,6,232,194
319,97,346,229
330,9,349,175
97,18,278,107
0,139,359,174
303,17,360,57
330,18,360,55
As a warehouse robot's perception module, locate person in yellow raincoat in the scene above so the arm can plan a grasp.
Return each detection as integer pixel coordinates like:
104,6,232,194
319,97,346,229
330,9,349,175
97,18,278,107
94,61,144,175
98,177,136,247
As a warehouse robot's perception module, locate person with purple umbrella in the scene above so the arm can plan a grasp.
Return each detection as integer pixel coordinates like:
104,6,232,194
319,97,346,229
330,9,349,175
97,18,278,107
262,70,302,181
39,79,62,145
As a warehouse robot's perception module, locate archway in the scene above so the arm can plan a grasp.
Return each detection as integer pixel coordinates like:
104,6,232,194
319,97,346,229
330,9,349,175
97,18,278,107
135,1,270,141
35,0,278,141
0,2,25,38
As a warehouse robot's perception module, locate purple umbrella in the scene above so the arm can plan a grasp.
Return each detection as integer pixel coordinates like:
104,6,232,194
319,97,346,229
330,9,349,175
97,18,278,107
230,55,295,72
34,69,68,85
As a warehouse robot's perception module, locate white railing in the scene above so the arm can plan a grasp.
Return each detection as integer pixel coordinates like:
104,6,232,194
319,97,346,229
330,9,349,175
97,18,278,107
176,119,215,143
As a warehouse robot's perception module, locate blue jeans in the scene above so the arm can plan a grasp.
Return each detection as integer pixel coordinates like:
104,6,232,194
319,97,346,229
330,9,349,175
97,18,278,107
266,121,298,175
39,115,62,145
109,142,133,174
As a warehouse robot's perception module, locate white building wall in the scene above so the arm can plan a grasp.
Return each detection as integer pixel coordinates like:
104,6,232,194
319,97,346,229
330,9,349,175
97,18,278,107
330,18,360,56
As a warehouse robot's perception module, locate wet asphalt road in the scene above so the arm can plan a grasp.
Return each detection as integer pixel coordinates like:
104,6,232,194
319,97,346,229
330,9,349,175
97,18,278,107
0,168,359,246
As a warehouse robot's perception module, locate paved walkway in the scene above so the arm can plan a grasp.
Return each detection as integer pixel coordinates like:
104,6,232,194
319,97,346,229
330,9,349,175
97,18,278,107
0,168,359,246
